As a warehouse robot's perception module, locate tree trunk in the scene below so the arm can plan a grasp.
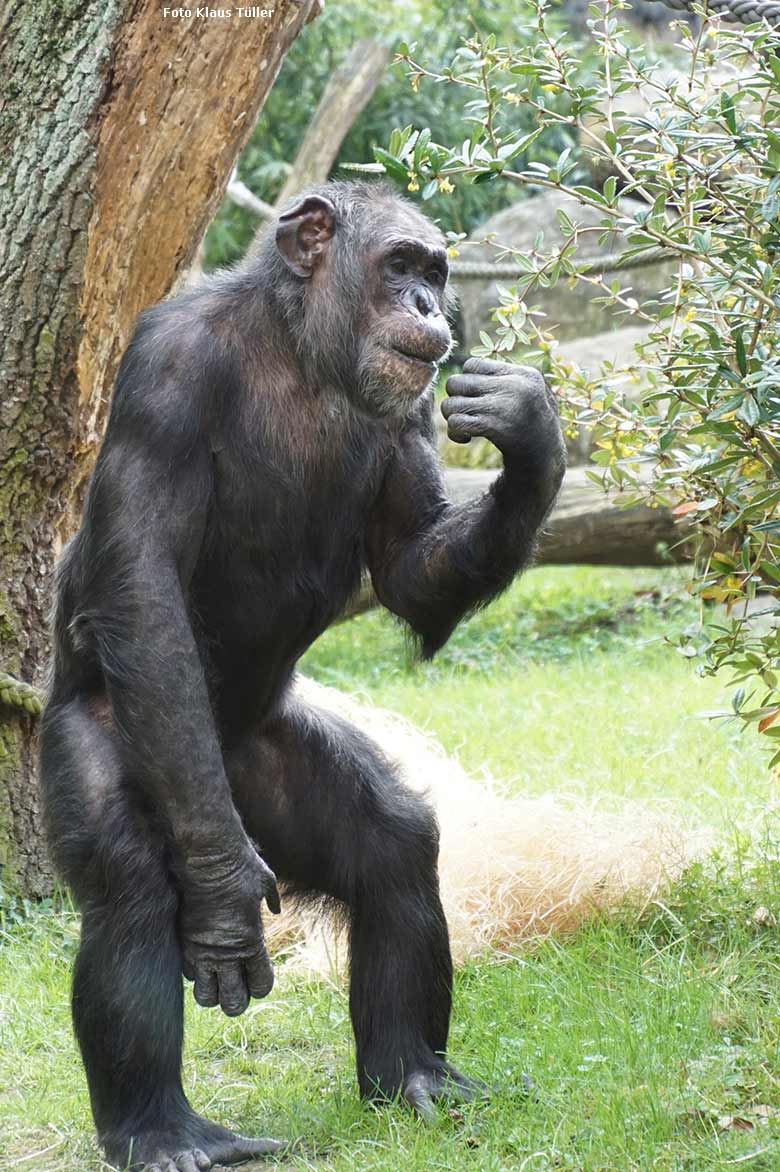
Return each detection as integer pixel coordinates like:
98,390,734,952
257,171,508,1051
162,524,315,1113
0,0,319,896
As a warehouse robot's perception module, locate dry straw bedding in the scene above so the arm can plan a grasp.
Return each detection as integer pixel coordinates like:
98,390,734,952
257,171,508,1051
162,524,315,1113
267,678,710,976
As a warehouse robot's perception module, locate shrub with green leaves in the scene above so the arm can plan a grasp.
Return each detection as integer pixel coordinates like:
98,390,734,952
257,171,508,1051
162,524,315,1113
203,0,576,267
365,0,780,760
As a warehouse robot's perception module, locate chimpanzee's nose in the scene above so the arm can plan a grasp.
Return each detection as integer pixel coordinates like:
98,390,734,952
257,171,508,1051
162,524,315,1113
415,287,436,317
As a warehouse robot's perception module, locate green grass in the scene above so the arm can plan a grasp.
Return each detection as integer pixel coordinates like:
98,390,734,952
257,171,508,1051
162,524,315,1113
2,566,780,1171
302,565,771,819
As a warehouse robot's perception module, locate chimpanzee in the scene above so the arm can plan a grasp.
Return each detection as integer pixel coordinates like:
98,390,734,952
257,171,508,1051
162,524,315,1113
39,180,566,1172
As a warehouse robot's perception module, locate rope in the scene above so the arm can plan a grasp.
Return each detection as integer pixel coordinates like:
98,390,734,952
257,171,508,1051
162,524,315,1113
643,0,780,22
451,244,670,281
0,672,44,716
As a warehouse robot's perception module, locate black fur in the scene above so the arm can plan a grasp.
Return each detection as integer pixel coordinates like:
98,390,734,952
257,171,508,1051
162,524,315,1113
39,180,565,1171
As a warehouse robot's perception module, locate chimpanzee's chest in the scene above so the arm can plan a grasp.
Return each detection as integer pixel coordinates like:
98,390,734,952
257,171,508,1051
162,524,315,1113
191,420,391,665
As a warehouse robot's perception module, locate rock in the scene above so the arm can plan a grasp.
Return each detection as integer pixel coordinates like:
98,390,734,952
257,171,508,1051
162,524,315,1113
454,189,675,353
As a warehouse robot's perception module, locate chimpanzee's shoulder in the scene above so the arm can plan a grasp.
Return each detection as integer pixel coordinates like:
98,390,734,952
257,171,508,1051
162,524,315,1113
104,289,228,451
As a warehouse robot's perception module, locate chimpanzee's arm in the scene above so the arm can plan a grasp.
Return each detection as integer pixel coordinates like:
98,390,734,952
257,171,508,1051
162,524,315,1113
77,320,278,1014
366,359,566,657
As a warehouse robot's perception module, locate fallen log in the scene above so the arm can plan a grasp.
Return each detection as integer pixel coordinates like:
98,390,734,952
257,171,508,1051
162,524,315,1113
343,465,694,619
450,466,695,567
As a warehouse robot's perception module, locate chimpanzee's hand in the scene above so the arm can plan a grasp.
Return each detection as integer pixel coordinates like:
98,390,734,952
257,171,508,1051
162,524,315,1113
442,358,566,489
178,842,281,1017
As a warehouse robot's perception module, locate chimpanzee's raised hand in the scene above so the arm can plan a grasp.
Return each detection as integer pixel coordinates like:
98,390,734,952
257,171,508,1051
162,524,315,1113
178,843,281,1017
442,358,565,491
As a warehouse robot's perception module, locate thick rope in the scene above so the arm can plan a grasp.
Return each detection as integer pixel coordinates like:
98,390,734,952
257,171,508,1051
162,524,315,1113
451,245,670,282
0,672,44,716
643,0,780,22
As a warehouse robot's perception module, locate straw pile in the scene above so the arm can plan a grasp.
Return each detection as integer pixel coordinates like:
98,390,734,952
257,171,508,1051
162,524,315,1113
266,677,709,976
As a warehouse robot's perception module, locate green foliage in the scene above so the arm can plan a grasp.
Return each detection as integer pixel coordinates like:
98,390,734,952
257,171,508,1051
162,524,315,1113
374,0,780,761
203,0,576,267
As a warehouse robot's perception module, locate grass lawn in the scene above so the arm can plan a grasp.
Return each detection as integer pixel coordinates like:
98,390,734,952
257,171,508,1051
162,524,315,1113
2,565,780,1171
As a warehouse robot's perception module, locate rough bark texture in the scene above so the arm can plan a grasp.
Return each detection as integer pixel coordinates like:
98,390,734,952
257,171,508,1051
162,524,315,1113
0,0,319,896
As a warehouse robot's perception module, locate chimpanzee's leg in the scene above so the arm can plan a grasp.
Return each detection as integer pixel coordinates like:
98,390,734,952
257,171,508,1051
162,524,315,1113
39,696,280,1172
227,690,483,1117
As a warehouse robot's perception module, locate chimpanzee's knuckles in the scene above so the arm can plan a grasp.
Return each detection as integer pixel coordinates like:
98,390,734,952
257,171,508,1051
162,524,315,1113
462,356,517,377
497,373,555,425
446,414,480,444
441,394,476,420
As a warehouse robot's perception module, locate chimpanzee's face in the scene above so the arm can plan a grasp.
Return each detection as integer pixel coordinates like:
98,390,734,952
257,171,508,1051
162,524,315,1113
274,188,453,419
355,231,453,417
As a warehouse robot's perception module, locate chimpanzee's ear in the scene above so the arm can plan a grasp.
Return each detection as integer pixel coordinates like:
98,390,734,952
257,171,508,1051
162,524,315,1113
275,195,337,278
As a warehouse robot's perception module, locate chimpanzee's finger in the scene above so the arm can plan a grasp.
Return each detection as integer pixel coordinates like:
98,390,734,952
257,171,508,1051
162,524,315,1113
446,372,505,398
192,964,219,1008
217,963,250,1017
181,956,195,982
246,950,275,999
263,872,281,915
446,414,484,444
462,356,518,377
441,394,495,419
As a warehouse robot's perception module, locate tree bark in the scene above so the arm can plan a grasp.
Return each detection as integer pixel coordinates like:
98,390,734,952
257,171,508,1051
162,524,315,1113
0,0,319,896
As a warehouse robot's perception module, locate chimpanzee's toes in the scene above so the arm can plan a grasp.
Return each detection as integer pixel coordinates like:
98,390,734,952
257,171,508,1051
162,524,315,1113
208,1134,283,1162
403,1072,440,1122
402,1062,535,1122
141,1133,281,1171
123,1117,284,1171
146,1152,208,1172
443,1062,537,1103
403,1062,492,1122
441,1064,492,1101
173,1151,210,1172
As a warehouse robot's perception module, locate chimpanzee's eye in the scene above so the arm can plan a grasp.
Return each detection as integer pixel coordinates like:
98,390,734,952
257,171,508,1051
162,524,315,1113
388,257,409,276
427,268,445,287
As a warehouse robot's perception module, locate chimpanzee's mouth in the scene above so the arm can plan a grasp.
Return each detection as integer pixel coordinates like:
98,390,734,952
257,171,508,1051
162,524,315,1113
390,345,437,369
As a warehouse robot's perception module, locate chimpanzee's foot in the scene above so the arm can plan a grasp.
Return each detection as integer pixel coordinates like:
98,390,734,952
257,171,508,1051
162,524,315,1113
105,1111,283,1171
402,1062,491,1122
402,1062,535,1122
